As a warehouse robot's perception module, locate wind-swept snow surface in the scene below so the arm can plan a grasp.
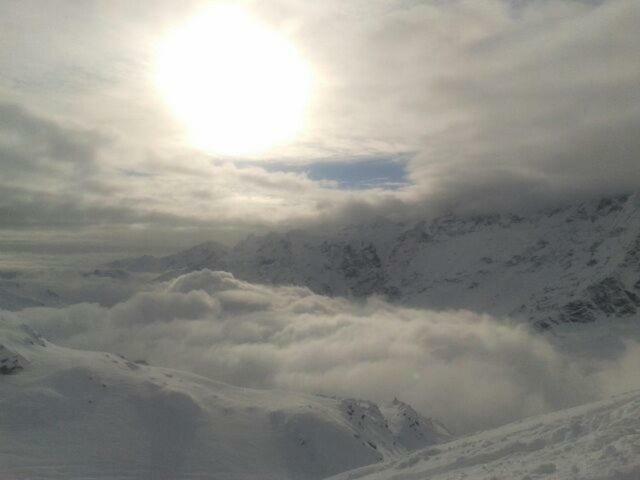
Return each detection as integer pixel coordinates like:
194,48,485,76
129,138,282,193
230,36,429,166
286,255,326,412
0,319,447,480
330,390,640,480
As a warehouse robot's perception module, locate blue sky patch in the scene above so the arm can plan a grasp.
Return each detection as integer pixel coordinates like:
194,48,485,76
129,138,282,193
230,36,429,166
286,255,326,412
262,154,412,190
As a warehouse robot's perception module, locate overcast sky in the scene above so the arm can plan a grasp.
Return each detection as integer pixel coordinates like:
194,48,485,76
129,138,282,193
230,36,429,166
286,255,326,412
1,0,638,254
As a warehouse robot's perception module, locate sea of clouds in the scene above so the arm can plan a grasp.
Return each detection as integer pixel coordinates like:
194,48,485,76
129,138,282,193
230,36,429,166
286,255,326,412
4,269,640,434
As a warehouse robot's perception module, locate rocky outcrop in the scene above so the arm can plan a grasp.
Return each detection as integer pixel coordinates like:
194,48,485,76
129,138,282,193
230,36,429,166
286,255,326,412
104,193,640,329
0,344,27,374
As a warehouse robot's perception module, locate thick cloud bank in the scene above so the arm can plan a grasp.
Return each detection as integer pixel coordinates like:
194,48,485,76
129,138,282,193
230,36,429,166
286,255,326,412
2,1,640,249
8,270,640,433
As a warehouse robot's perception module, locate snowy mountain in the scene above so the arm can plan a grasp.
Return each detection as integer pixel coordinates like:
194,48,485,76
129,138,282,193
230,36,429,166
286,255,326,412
108,240,230,274
329,389,640,480
379,398,453,451
106,193,640,328
0,267,143,311
0,287,45,310
4,195,640,479
0,319,449,480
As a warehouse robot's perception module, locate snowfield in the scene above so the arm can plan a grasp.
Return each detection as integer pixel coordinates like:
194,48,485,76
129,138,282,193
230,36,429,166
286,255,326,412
2,317,640,479
0,319,448,480
329,390,640,480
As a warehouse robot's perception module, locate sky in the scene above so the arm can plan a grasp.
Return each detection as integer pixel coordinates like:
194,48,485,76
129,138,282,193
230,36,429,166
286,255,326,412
1,0,639,254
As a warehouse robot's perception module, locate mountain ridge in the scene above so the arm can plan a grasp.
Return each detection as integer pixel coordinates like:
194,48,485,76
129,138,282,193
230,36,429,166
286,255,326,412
328,388,640,480
105,192,640,329
0,318,450,479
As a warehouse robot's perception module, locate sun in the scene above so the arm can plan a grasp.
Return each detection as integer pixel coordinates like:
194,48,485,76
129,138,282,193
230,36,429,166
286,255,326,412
155,5,313,157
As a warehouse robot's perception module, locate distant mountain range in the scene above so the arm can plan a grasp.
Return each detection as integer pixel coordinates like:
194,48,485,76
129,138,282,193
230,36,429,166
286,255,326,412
105,193,640,329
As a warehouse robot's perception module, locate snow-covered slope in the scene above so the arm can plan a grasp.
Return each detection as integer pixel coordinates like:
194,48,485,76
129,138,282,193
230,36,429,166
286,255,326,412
0,267,148,311
329,389,640,480
0,319,448,480
226,193,640,328
106,193,640,329
380,398,452,451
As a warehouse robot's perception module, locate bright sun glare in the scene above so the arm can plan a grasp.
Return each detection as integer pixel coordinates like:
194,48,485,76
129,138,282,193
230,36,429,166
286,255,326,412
155,5,313,157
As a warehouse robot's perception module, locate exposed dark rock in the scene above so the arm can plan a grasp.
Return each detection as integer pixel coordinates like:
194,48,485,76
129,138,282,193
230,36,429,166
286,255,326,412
586,276,640,317
559,301,597,323
0,345,27,374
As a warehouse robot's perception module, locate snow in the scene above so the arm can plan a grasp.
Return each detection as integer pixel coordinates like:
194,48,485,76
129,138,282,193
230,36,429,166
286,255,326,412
108,241,230,274
329,389,640,480
0,343,28,374
0,319,446,480
2,192,640,478
102,193,640,332
0,286,45,310
379,398,453,450
2,317,640,479
5,193,640,333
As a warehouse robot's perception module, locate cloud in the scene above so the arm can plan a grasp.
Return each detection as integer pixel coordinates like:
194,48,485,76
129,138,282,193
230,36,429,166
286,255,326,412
1,1,639,249
0,103,103,191
268,0,640,214
10,270,640,434
400,0,640,213
0,103,375,247
111,290,221,325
